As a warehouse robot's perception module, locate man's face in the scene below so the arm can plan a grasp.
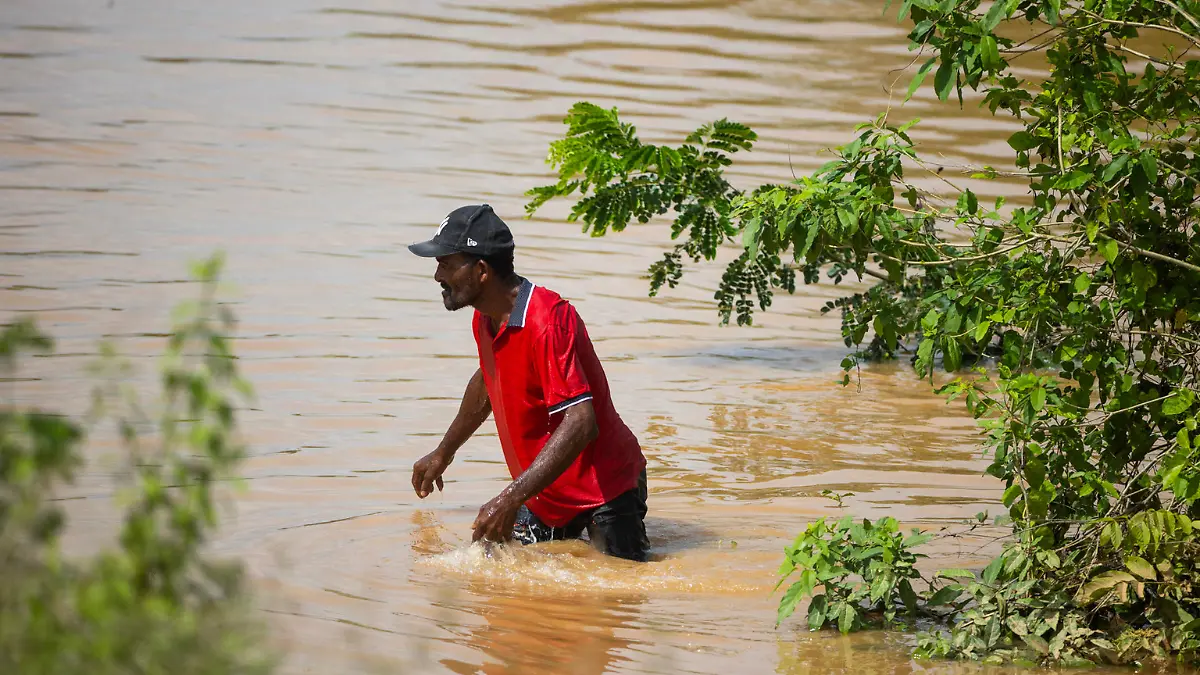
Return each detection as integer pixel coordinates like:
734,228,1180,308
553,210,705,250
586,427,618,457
433,253,483,311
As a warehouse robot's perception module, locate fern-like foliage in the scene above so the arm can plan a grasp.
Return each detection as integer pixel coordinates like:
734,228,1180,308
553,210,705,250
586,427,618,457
525,103,944,333
526,102,774,324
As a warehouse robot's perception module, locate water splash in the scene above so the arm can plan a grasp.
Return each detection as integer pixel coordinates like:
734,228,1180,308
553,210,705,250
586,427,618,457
419,540,768,596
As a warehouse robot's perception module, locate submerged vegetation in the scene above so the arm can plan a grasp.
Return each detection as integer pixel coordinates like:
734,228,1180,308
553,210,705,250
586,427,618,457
526,0,1200,666
0,254,276,674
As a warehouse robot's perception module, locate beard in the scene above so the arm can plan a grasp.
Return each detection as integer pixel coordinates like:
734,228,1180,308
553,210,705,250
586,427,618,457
441,283,475,311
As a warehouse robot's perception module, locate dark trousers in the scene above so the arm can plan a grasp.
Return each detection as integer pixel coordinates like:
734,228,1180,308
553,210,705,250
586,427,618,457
511,469,649,562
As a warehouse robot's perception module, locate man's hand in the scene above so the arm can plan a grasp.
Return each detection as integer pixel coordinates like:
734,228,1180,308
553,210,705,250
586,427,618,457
412,369,490,499
411,450,450,498
471,492,521,543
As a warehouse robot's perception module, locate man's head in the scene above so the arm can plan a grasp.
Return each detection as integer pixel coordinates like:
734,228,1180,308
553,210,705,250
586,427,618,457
408,204,516,311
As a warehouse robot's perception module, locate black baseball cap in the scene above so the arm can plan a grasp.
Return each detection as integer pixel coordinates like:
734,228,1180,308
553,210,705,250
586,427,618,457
407,204,515,258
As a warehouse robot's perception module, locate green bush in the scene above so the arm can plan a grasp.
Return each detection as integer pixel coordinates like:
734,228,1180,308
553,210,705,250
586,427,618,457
0,254,276,675
526,0,1200,666
775,515,934,632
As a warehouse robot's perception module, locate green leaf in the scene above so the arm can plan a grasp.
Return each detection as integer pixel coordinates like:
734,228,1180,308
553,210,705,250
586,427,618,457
1163,389,1195,416
980,35,1001,71
975,320,992,343
742,215,762,257
1102,154,1130,182
986,613,1002,648
934,58,955,102
1007,615,1030,637
937,569,975,579
1008,131,1039,152
981,0,1011,32
1043,0,1061,24
1030,387,1046,412
944,338,962,372
1086,220,1099,242
906,58,937,102
927,585,964,606
899,578,918,614
838,603,857,634
1056,170,1091,191
967,189,978,215
853,546,885,561
1075,571,1135,603
1140,151,1158,184
903,531,932,547
836,208,859,235
1100,521,1124,550
796,219,820,260
982,554,1005,584
1132,261,1157,291
915,338,935,376
1098,238,1119,264
1073,273,1090,294
777,580,806,626
1002,483,1022,507
1124,555,1157,580
1024,634,1050,655
807,594,828,630
921,308,942,333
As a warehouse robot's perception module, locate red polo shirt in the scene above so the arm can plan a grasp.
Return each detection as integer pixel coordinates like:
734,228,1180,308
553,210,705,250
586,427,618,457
472,278,645,527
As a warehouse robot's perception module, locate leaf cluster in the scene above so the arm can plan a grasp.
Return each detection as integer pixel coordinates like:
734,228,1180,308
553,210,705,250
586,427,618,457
774,515,933,632
0,254,276,675
526,0,1200,665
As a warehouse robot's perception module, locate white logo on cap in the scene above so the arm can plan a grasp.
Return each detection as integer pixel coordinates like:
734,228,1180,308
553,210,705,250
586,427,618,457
435,216,449,237
467,237,478,247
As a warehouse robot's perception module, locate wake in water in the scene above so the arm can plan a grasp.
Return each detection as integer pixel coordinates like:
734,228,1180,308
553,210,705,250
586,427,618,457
418,539,767,595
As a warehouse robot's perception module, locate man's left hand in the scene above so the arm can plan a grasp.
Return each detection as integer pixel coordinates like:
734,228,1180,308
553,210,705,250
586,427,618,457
471,493,521,544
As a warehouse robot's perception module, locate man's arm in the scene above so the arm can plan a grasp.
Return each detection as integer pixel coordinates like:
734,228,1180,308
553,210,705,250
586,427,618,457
412,368,491,498
471,399,598,542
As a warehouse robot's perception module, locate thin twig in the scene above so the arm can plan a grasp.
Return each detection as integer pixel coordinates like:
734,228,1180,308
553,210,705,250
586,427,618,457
1077,8,1200,48
1113,44,1187,69
1129,329,1200,348
878,237,1038,267
1156,0,1200,31
910,155,967,194
1116,239,1200,274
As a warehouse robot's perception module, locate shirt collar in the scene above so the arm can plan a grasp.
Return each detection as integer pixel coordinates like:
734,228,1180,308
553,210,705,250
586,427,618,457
507,277,535,329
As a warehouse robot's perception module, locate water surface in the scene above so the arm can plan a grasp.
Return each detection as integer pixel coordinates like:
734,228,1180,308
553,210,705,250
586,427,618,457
0,1,1160,673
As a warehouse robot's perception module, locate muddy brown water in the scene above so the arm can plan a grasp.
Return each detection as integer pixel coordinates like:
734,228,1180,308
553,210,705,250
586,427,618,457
1,1,1192,674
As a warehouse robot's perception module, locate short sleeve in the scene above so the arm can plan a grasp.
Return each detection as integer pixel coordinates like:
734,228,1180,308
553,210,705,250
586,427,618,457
536,313,592,415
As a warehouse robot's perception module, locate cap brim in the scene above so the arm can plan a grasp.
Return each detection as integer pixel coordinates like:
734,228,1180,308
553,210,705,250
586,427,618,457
407,240,459,257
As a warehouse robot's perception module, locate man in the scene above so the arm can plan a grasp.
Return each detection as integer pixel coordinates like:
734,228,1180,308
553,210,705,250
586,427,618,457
407,204,650,562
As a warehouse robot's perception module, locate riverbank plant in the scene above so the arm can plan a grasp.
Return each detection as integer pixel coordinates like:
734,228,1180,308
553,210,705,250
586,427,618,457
0,254,276,674
526,0,1200,666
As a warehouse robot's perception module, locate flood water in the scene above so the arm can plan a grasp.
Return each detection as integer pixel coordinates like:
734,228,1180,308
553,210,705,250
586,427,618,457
2,1,1185,674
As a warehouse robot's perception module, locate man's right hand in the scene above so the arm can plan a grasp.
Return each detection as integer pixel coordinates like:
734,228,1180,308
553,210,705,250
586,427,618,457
412,450,450,498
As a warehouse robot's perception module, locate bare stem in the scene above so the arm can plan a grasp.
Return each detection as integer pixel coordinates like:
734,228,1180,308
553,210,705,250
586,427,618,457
1116,239,1200,274
1077,8,1200,49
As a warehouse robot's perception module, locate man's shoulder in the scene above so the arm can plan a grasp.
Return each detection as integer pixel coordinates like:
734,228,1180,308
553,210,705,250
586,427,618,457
526,283,580,329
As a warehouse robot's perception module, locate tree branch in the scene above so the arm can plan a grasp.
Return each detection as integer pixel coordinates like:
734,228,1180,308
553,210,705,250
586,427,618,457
1077,7,1200,48
878,237,1039,267
1116,239,1200,274
1129,329,1200,348
1113,43,1187,70
861,267,891,282
1156,0,1200,31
